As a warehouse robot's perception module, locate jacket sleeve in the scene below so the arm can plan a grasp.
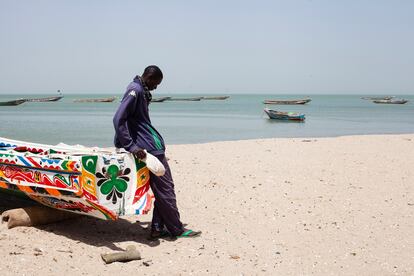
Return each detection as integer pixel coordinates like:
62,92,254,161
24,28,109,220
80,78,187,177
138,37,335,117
113,90,140,153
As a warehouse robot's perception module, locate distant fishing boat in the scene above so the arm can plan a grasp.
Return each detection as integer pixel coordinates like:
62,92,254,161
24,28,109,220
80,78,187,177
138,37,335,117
264,108,305,121
373,99,408,104
263,98,311,105
0,99,26,106
151,96,171,103
361,96,394,100
202,96,230,100
73,96,116,103
167,97,203,101
26,96,63,102
26,89,64,102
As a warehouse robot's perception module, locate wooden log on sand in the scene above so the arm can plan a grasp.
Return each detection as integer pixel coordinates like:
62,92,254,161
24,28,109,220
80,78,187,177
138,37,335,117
101,245,142,264
1,206,79,229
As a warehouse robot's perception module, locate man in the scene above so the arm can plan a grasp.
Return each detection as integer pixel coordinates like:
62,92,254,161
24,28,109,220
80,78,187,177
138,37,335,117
113,65,201,239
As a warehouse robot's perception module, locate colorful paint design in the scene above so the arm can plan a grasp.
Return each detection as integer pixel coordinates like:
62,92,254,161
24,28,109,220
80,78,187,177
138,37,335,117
1,165,75,188
0,137,153,220
0,152,80,173
81,156,98,201
96,164,130,204
133,158,150,204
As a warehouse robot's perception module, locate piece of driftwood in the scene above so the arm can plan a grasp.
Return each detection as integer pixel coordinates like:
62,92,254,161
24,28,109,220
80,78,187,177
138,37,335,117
1,206,79,229
101,245,141,264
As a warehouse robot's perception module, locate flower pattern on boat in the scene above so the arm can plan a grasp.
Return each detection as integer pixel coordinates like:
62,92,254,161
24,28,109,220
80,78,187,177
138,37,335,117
96,164,130,204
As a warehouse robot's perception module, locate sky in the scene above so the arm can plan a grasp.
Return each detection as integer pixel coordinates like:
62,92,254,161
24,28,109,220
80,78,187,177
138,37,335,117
0,0,413,95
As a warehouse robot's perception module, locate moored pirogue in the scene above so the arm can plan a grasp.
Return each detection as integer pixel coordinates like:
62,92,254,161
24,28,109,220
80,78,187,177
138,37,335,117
25,96,63,102
201,96,230,100
263,98,311,105
73,96,116,103
0,99,27,106
0,137,153,220
372,99,408,104
264,108,305,121
151,96,171,102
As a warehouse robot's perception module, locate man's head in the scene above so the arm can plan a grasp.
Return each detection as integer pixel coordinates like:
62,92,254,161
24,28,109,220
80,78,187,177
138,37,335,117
142,65,163,91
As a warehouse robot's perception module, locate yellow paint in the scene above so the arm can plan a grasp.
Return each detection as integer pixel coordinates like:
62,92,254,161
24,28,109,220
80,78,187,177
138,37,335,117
137,167,150,188
81,169,97,196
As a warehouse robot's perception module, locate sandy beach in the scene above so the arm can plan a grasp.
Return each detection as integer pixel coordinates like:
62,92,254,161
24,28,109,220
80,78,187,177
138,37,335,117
1,134,413,275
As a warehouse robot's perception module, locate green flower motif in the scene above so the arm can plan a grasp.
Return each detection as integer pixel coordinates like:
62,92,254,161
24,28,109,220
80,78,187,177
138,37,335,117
96,164,130,204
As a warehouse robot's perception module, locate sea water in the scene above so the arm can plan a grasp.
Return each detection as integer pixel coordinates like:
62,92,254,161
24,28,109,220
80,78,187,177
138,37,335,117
0,94,413,147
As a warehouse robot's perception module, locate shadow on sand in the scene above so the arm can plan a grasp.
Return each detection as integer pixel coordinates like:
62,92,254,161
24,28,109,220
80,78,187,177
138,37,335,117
35,216,162,251
0,203,167,251
0,193,182,251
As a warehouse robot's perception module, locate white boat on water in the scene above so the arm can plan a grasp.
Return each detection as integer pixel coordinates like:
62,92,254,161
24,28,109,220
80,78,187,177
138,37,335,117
373,99,408,104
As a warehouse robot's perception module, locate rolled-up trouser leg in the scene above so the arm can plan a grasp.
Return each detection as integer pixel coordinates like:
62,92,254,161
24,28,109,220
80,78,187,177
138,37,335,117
149,154,184,236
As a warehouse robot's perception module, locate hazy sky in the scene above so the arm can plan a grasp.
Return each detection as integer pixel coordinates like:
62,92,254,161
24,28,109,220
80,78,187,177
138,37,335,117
0,0,413,94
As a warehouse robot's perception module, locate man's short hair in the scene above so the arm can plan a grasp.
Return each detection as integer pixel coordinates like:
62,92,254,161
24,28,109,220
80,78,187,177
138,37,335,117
143,65,163,79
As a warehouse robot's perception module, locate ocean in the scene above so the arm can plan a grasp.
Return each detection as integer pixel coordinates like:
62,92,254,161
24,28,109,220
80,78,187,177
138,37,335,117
1,94,413,147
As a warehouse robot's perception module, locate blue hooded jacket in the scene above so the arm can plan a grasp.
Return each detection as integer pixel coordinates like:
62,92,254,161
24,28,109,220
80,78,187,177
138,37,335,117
113,77,165,155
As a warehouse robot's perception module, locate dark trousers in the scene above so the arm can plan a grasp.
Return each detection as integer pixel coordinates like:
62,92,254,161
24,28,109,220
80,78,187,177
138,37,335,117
149,154,184,236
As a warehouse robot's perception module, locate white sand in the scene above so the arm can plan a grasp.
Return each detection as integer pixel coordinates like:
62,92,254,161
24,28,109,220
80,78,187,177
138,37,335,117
1,134,413,275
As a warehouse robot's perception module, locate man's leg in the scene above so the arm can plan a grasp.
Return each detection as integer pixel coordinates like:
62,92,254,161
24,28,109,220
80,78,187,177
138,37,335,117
150,200,164,232
149,154,184,236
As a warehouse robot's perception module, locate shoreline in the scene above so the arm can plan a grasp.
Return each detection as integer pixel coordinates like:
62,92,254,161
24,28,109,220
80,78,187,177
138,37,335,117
1,134,413,275
167,132,414,146
2,93,413,147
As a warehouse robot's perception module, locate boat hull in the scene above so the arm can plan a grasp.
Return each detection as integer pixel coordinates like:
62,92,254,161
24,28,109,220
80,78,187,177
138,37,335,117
264,108,305,121
0,99,26,106
167,97,203,101
26,96,63,102
361,96,393,100
202,96,230,100
373,100,408,104
0,138,152,220
263,99,311,105
151,96,172,102
73,97,116,103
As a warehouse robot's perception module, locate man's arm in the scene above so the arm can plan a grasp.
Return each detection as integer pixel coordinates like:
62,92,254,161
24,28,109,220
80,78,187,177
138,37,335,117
113,90,141,153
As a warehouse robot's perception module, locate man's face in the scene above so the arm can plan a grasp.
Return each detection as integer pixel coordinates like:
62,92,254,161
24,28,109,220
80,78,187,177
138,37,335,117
146,77,162,91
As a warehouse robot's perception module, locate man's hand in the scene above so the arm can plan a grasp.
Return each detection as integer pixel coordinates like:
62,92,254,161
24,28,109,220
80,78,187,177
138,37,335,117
133,149,147,160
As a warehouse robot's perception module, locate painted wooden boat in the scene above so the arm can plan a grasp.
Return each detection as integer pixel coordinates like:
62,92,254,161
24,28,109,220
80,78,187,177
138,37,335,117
264,108,305,121
201,96,230,100
151,96,171,103
0,137,152,220
25,96,63,102
74,97,116,103
0,99,26,106
263,98,311,105
373,99,408,104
